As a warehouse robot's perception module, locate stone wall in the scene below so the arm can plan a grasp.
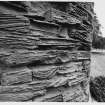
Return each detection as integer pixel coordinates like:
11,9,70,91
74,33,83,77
0,1,94,102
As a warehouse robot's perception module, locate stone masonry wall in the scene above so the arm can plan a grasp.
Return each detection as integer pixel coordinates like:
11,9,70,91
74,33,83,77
0,1,94,102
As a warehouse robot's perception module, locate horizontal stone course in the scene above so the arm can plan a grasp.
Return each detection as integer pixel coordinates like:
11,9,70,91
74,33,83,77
0,1,93,102
0,49,90,66
1,66,32,85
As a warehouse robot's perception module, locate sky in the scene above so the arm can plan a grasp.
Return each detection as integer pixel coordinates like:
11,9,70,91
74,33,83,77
93,0,105,37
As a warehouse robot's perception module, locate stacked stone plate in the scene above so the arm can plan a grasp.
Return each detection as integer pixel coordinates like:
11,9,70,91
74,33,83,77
0,1,93,102
67,2,93,44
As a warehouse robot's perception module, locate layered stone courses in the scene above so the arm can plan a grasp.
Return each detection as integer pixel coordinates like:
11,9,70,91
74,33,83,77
0,1,94,102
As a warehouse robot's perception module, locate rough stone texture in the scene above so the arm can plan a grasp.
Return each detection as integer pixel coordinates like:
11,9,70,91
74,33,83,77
0,90,46,102
0,1,94,102
61,84,87,102
0,50,90,66
33,83,88,102
45,8,82,24
31,65,58,79
34,88,63,102
1,66,32,85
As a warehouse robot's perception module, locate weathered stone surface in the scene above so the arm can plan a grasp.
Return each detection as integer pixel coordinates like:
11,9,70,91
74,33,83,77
82,60,90,77
57,61,83,74
49,76,69,87
81,78,89,96
31,28,60,39
26,2,51,17
67,3,93,33
49,72,86,87
0,12,29,30
36,37,81,50
67,72,87,86
31,72,86,88
0,31,37,50
31,65,58,79
26,80,51,90
0,89,46,102
67,3,88,20
30,19,59,34
0,1,93,102
32,61,84,79
82,60,90,70
33,88,63,102
61,84,86,102
30,19,82,39
1,66,32,85
68,28,92,43
32,76,68,88
67,3,93,23
0,84,46,93
0,12,37,50
0,1,28,15
77,2,94,12
58,26,69,38
33,84,87,102
0,50,90,66
45,8,82,24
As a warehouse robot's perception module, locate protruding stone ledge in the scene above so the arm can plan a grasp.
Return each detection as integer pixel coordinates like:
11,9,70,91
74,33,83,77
0,50,90,66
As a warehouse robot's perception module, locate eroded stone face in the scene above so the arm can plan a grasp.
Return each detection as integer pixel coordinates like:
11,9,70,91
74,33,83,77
0,1,93,102
1,66,32,86
0,50,90,66
0,90,46,102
